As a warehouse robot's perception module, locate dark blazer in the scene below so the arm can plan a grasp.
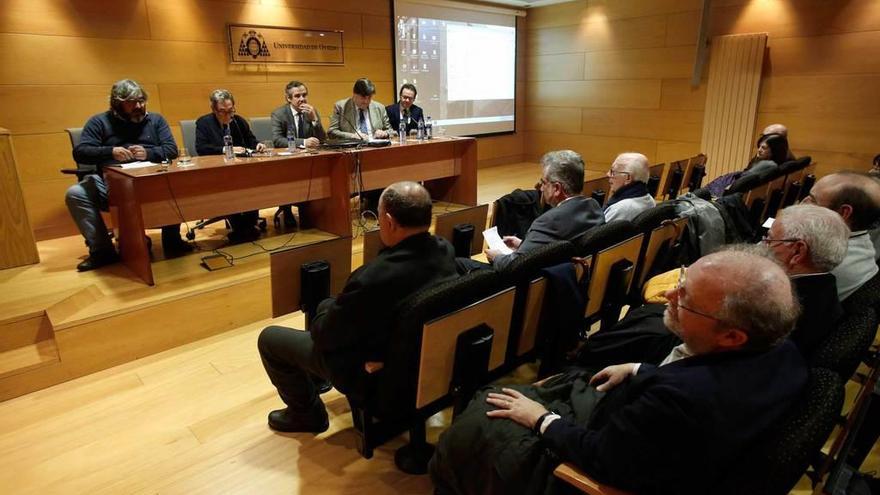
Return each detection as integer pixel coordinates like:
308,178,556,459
542,340,808,495
385,102,424,134
790,273,843,359
194,114,258,156
309,232,458,395
492,195,605,271
269,104,326,149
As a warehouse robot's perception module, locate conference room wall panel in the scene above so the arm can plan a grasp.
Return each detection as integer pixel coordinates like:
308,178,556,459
524,1,880,177
527,15,668,56
526,54,584,82
13,134,77,184
0,0,152,40
758,75,880,116
526,132,658,169
530,80,662,110
525,107,582,135
585,46,696,80
0,84,165,136
579,109,703,143
20,178,78,241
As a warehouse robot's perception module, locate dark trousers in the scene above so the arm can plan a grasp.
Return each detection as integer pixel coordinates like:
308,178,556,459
257,325,331,412
227,210,259,232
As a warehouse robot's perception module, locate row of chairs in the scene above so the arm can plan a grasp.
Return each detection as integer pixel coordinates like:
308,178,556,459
582,153,708,206
723,155,815,228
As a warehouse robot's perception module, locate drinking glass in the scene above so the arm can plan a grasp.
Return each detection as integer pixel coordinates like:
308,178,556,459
177,146,192,165
261,140,274,156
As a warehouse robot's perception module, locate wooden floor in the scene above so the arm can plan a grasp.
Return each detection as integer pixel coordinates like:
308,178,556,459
0,161,875,494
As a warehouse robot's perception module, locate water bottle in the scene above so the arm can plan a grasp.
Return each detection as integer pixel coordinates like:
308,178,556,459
425,116,433,139
398,120,407,144
223,132,234,161
417,118,425,140
287,128,296,153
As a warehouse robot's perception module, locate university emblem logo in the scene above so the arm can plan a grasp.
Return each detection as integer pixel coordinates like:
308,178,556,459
238,30,270,59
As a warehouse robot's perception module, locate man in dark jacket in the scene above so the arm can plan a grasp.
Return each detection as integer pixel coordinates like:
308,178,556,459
430,250,806,495
65,79,188,271
194,89,266,242
258,181,459,433
385,83,424,135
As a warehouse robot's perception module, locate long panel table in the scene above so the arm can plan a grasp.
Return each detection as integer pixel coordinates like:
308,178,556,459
104,136,477,285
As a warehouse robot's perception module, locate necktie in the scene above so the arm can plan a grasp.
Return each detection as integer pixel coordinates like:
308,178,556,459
297,112,305,138
358,109,368,135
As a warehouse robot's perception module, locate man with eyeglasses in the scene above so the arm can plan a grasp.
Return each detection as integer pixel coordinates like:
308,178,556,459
482,150,604,271
385,83,423,136
604,152,656,222
66,79,188,271
195,89,266,243
802,171,880,300
431,249,806,495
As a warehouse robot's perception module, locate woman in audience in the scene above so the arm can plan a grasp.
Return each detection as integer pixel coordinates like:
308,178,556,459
706,133,790,197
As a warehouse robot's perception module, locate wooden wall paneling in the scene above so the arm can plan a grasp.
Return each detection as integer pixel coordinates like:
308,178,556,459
660,78,707,110
765,31,880,76
0,129,40,268
584,0,702,21
262,47,394,82
700,33,767,178
21,179,76,241
665,10,702,46
656,141,702,165
478,134,524,163
791,149,875,177
13,133,76,183
585,46,695,80
756,112,879,155
579,109,702,142
758,74,880,115
527,15,668,56
362,15,392,49
526,132,659,165
0,85,162,135
0,35,265,85
0,0,151,39
525,107,582,134
526,1,587,30
710,0,880,39
144,1,367,44
530,80,662,109
526,54,585,82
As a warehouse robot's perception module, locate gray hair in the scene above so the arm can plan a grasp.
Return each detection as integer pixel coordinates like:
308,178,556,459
541,150,585,196
613,152,650,183
209,89,235,107
707,249,801,350
776,204,849,272
110,79,147,104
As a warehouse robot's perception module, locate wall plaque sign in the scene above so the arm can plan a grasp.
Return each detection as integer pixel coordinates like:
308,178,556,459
228,24,344,65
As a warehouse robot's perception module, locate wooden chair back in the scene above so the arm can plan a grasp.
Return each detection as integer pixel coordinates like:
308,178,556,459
637,217,687,290
584,234,644,319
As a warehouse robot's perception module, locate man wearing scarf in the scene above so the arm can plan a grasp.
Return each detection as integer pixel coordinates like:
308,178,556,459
603,152,656,222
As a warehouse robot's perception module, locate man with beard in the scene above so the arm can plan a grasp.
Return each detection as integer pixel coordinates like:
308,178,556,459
66,79,189,271
430,249,806,495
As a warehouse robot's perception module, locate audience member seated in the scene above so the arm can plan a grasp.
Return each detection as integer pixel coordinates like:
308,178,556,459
257,182,458,433
195,89,267,243
706,126,792,197
758,123,796,160
459,150,604,273
270,80,326,229
871,153,880,178
65,79,189,271
803,171,880,300
763,204,848,357
430,250,806,495
603,152,656,222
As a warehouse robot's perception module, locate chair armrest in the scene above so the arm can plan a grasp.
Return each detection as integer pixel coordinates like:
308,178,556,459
60,168,80,175
553,462,635,495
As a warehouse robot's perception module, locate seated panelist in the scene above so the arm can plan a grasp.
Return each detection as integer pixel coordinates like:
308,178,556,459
328,78,391,141
271,80,326,150
194,89,266,242
65,79,188,271
386,83,423,135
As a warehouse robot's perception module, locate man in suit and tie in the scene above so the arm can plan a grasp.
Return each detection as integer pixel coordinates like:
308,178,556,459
270,81,327,228
386,83,423,135
328,78,391,141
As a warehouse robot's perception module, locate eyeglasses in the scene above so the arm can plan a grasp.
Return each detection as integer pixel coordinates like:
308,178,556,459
608,169,630,178
117,97,146,105
761,236,800,245
214,108,236,116
675,266,723,322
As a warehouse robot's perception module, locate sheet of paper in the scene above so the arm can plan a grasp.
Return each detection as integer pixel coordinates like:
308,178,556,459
119,161,157,170
483,226,513,255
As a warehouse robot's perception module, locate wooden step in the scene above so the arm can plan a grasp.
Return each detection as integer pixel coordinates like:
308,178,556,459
0,340,59,379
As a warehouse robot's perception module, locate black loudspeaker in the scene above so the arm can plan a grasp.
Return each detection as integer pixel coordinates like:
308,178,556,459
301,260,330,329
451,324,494,417
452,223,475,258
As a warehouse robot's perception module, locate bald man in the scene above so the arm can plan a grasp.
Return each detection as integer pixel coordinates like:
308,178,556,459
759,123,796,161
604,152,656,222
258,182,459,433
803,171,880,300
431,249,806,495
